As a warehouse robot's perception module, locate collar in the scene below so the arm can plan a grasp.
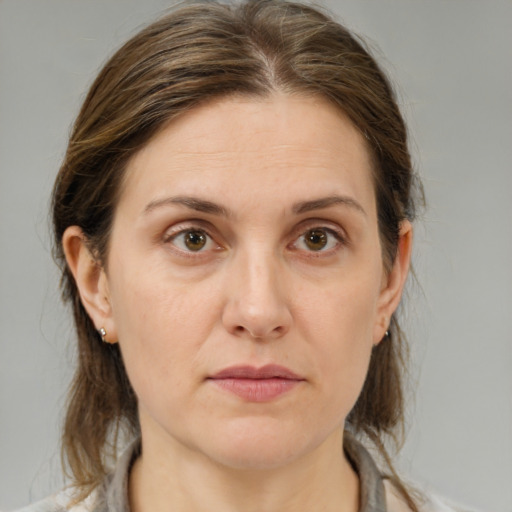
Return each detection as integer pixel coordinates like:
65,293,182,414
98,435,387,512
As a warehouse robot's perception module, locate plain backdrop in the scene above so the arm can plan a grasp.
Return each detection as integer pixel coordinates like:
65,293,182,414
1,1,511,511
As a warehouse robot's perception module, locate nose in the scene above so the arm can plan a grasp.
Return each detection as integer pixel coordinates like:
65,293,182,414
221,250,292,340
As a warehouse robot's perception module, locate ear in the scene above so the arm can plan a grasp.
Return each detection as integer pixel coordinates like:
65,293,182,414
373,220,413,344
62,226,118,343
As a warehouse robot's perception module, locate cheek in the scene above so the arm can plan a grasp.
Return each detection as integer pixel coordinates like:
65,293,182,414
108,265,221,400
298,274,379,412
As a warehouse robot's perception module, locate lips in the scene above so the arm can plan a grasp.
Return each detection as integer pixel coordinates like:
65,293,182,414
210,364,303,380
208,364,305,402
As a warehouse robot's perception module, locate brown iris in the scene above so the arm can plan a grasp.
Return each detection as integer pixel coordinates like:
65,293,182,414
184,230,207,251
304,229,328,251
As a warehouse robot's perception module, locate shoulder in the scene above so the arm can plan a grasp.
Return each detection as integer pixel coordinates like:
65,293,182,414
7,495,64,512
9,488,103,512
417,493,480,512
7,496,65,512
384,479,480,512
9,439,138,512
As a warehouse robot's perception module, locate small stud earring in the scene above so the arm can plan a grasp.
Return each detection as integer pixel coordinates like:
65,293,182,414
99,327,108,343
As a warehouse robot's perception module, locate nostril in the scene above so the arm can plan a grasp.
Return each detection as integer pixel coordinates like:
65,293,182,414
232,324,287,339
222,292,292,340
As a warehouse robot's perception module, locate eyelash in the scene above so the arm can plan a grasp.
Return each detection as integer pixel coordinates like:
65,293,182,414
162,224,220,257
290,227,345,254
163,223,347,257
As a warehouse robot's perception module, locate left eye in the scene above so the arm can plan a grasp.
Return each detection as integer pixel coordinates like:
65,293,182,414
168,229,216,252
294,228,341,252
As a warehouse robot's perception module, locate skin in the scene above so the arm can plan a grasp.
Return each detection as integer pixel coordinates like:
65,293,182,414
64,94,412,512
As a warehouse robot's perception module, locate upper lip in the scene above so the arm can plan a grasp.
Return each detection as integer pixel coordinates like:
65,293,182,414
209,364,304,380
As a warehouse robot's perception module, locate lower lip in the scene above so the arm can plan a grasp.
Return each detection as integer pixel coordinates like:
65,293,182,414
209,378,301,402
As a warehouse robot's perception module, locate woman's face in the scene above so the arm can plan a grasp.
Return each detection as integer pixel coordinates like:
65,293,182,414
79,94,410,469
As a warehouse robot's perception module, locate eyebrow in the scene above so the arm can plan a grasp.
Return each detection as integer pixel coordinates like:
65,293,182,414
292,195,366,216
143,196,231,217
143,194,366,217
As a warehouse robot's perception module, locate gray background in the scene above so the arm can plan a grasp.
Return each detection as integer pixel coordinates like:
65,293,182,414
1,1,511,510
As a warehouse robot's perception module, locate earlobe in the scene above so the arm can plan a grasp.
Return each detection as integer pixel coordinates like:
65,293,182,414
62,226,117,342
373,221,413,344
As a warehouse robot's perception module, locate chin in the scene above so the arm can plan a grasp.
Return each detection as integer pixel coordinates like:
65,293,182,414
197,417,328,471
210,442,305,471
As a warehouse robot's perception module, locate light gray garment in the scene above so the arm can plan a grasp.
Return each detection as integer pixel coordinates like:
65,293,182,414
10,437,464,512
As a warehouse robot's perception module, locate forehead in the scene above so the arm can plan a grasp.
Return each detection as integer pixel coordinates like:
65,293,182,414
119,94,376,217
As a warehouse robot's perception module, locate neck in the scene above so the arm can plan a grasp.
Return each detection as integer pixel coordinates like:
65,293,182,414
129,428,359,512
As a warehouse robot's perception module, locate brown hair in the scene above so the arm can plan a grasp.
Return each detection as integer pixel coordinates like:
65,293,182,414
53,0,422,508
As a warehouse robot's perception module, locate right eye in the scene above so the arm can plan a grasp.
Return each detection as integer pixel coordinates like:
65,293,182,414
166,228,217,253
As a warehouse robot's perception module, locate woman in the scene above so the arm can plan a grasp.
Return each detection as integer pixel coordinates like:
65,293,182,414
16,1,467,511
